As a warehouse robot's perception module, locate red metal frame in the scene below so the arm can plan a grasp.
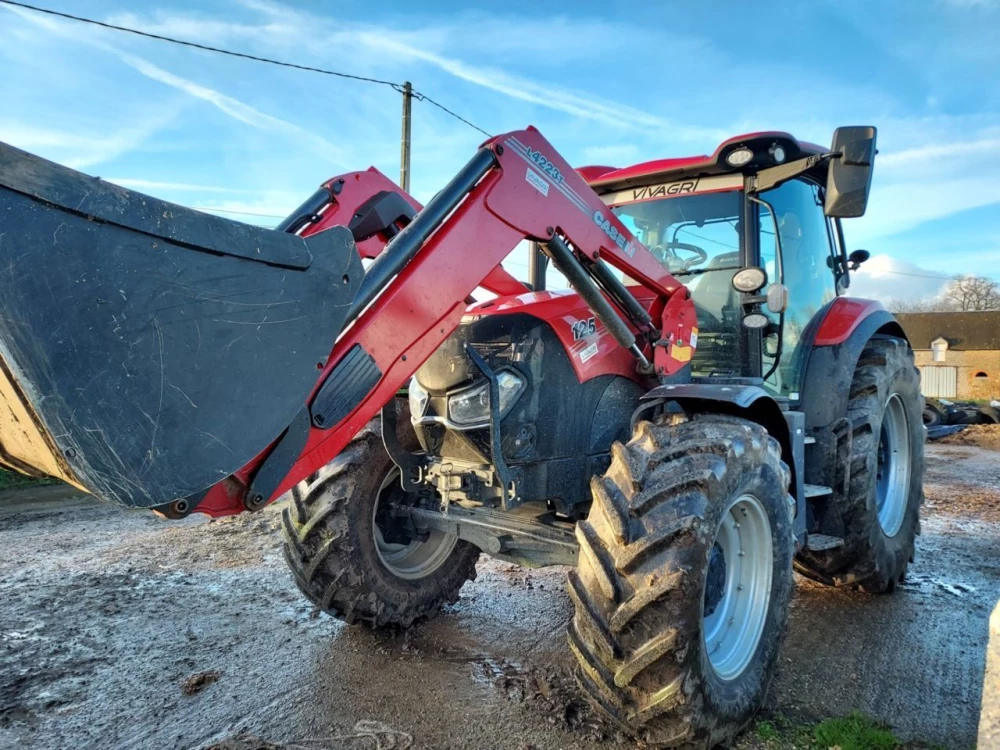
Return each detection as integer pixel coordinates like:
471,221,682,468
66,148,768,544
192,127,697,517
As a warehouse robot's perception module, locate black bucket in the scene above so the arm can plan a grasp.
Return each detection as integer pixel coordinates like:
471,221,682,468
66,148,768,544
0,141,362,507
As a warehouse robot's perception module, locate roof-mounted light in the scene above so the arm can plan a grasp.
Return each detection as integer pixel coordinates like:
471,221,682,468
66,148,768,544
726,147,753,167
770,144,787,164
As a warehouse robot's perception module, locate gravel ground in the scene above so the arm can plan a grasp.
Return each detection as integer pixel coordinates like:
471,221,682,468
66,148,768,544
1,442,997,750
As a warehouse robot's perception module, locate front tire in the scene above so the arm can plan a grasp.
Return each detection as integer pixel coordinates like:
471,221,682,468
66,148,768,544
281,420,480,628
796,336,924,593
568,414,794,748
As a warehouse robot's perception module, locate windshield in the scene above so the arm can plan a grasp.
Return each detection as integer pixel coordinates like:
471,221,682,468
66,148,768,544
612,191,742,276
612,190,745,377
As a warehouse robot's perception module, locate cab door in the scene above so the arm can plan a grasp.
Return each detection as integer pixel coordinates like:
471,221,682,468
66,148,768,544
757,179,838,400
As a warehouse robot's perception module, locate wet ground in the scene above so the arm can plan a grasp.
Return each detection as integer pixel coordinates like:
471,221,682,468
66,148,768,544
1,441,997,750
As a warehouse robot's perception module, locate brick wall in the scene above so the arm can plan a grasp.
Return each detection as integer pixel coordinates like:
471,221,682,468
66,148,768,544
913,349,1000,400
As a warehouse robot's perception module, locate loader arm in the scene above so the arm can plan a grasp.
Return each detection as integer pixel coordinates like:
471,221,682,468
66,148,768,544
277,166,529,298
194,127,698,517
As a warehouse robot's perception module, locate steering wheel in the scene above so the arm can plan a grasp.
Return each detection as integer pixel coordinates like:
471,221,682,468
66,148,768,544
652,241,709,272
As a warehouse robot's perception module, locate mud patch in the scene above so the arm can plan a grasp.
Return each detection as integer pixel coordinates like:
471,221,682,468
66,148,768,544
924,443,1000,521
1,446,998,750
203,721,414,750
182,670,221,696
474,659,612,743
938,423,1000,450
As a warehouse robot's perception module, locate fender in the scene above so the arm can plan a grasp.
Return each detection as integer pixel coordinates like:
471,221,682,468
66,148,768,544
800,298,907,432
639,383,791,456
638,383,800,525
640,383,826,541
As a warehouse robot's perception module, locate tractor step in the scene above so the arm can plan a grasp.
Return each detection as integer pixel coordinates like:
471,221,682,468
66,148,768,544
804,483,833,498
805,533,846,552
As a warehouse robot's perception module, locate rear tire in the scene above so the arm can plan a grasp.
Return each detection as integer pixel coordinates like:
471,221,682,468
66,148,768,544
281,420,479,627
568,414,794,748
796,336,924,593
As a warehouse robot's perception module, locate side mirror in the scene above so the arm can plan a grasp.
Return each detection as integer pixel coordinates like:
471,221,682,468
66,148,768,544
848,249,870,270
825,126,877,218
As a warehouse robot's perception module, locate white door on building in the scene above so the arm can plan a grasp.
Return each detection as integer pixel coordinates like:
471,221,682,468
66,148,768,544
920,366,958,398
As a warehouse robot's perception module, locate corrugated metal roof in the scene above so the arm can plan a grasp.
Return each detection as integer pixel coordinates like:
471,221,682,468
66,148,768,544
896,311,1000,350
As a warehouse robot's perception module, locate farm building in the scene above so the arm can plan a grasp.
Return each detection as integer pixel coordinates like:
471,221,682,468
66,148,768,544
896,311,1000,399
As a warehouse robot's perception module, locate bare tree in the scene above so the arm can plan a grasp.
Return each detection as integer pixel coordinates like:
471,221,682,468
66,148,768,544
886,298,943,313
943,275,1000,311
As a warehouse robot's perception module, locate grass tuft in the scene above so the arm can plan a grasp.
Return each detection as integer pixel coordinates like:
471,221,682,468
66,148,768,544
813,711,900,750
755,720,779,741
0,468,58,491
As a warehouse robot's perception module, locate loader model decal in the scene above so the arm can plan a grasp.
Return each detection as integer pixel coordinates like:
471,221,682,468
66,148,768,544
505,137,591,215
525,147,564,185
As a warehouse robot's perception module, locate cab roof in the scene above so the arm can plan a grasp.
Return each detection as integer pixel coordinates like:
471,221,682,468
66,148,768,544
580,131,826,192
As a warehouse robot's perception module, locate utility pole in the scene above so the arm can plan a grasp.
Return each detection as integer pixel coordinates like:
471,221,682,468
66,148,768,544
400,81,412,192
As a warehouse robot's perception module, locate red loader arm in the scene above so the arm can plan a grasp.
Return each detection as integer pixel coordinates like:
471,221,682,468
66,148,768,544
193,127,698,517
286,166,528,298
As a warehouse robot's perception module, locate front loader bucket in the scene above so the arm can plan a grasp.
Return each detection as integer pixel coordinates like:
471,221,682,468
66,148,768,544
0,142,362,508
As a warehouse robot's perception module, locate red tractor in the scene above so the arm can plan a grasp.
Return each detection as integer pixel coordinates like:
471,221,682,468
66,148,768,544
0,125,923,748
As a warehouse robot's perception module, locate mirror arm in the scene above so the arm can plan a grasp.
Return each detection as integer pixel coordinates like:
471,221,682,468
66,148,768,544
748,152,837,195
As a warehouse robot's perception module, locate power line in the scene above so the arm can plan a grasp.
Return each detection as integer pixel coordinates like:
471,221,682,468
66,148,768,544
864,269,952,281
0,0,492,136
412,91,491,138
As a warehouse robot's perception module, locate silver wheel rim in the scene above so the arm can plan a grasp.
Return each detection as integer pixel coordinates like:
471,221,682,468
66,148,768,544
876,393,911,538
372,469,457,580
702,494,773,681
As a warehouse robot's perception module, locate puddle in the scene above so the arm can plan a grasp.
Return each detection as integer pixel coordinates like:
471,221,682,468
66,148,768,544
899,572,978,597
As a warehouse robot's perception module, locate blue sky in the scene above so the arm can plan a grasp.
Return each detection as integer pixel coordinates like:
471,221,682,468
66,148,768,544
1,0,998,304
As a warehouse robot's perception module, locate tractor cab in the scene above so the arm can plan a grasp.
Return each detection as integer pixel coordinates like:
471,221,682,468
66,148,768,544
584,128,875,401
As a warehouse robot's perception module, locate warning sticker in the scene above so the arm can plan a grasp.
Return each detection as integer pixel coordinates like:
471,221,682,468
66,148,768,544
525,167,550,196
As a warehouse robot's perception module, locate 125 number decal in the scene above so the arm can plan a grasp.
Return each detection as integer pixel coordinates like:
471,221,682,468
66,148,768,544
572,317,597,341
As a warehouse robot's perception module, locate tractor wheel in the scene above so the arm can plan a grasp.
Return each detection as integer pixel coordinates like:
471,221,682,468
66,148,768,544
281,419,479,627
796,336,924,593
568,414,794,749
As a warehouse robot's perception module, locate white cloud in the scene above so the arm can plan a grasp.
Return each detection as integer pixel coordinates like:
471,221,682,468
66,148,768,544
1,3,346,166
114,53,346,163
878,137,1000,168
108,1,727,140
856,176,1000,239
0,117,175,170
847,255,951,304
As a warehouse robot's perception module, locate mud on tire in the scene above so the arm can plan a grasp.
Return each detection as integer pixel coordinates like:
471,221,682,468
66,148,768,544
281,420,479,628
568,414,795,749
795,336,924,593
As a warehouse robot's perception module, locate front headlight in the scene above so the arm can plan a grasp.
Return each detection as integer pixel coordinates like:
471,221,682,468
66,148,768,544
408,377,429,422
447,370,525,427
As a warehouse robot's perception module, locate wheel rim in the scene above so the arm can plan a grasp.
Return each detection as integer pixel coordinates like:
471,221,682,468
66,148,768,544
876,393,911,538
372,469,457,580
702,494,773,681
